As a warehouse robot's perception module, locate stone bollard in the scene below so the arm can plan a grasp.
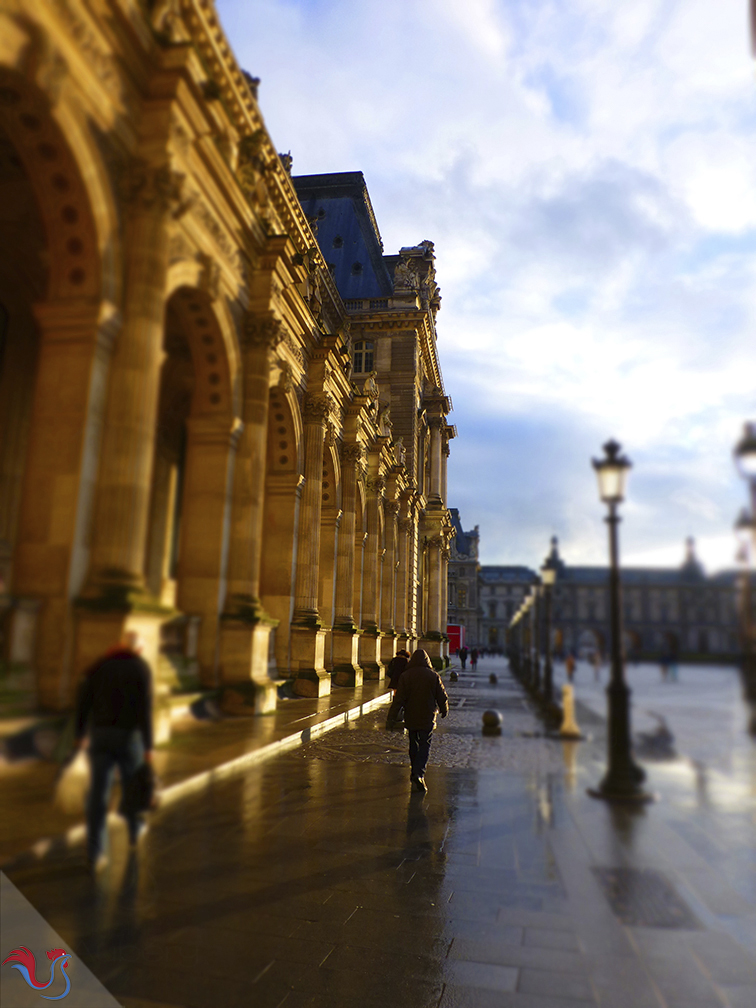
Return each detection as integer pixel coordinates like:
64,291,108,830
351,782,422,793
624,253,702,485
482,709,502,736
450,671,458,682
559,684,583,739
489,673,498,685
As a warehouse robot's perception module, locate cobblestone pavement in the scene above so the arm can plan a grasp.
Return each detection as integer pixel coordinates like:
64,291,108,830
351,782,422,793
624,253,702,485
3,660,755,1008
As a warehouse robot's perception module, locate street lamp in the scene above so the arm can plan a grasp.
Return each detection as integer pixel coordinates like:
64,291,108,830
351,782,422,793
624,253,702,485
540,561,556,706
733,423,756,735
532,586,542,692
588,439,651,802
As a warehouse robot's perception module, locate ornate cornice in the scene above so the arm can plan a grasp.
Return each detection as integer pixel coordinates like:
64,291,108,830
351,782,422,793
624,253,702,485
121,162,189,218
243,316,285,350
341,443,365,465
303,393,335,424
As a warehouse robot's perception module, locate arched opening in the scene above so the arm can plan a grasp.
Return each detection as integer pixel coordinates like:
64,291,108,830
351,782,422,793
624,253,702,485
260,386,303,674
353,481,366,628
145,287,235,688
0,71,103,706
318,443,340,669
0,123,46,611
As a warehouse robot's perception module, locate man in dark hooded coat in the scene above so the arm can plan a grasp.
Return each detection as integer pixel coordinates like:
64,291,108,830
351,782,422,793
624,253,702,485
386,649,448,792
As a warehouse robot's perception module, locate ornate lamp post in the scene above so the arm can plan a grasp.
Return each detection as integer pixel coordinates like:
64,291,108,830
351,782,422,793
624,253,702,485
532,586,542,692
733,423,756,735
588,440,651,802
540,562,556,705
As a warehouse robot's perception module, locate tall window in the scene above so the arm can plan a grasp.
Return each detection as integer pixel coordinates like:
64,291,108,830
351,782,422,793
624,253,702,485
459,588,467,608
353,340,374,373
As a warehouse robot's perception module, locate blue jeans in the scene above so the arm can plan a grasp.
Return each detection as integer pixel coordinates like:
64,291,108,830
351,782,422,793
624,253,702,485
408,729,433,779
87,727,144,861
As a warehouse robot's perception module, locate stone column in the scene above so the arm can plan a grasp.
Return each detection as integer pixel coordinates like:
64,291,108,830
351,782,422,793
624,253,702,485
332,443,363,686
359,476,385,679
11,299,118,708
176,415,241,687
429,417,443,501
74,163,184,737
218,318,281,713
395,515,412,652
440,539,450,666
420,533,444,669
290,393,333,695
380,499,399,664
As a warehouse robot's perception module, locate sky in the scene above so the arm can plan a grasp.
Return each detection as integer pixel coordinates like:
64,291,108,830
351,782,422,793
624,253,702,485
217,0,756,573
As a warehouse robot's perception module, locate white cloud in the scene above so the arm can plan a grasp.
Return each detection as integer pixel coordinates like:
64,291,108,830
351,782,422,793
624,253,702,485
219,0,756,570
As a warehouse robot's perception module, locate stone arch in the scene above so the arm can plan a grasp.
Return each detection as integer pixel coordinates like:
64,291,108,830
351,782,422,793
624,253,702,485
261,387,303,672
318,443,341,667
353,477,366,625
0,71,101,302
0,66,113,703
143,286,239,686
267,385,303,477
169,287,235,422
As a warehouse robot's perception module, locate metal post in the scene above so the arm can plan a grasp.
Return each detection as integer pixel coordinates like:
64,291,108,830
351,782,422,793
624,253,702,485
532,589,541,692
589,501,651,801
543,582,553,704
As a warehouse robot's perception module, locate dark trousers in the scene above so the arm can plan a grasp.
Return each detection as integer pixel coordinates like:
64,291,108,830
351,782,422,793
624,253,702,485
87,727,144,861
408,729,433,779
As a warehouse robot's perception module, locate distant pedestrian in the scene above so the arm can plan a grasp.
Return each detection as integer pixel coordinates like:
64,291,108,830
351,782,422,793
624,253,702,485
592,651,602,682
387,649,410,694
386,649,448,793
470,648,479,671
565,652,576,683
660,655,670,682
75,631,153,871
459,646,468,670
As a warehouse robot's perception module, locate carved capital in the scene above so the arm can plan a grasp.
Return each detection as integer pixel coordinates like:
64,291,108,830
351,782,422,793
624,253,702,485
398,518,413,533
303,393,335,424
428,416,445,431
122,161,188,218
341,443,364,466
244,316,285,350
426,534,445,549
384,500,401,517
366,476,386,496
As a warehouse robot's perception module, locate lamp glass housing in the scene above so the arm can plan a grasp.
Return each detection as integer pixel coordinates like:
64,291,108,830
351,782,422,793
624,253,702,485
734,423,756,479
592,440,631,504
541,566,556,586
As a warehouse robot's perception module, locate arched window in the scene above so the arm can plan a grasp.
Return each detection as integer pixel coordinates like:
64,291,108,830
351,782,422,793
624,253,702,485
353,340,374,374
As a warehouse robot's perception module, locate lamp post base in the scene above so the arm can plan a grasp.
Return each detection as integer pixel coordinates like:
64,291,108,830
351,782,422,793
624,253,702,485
588,763,655,803
587,786,656,804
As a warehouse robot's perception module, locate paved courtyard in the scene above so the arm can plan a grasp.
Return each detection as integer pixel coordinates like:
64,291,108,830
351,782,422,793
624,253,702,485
3,658,755,1008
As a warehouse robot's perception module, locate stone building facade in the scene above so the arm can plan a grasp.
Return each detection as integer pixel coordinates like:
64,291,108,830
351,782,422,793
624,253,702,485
448,514,740,659
0,0,454,729
446,508,480,647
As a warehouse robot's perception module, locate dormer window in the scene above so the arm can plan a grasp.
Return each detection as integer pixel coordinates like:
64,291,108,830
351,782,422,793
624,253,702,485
351,262,363,275
353,340,374,374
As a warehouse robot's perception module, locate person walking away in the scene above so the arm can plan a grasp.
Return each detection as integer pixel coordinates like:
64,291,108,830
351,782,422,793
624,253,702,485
385,649,410,729
459,646,468,670
75,631,153,870
386,649,448,793
470,648,479,671
592,650,602,682
565,652,576,683
388,649,410,694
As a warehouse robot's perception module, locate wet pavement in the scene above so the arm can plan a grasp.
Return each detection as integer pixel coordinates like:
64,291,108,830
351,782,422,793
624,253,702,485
3,658,756,1008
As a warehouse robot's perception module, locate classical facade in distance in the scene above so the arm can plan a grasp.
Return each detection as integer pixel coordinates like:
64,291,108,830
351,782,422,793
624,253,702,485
448,514,741,660
0,0,454,732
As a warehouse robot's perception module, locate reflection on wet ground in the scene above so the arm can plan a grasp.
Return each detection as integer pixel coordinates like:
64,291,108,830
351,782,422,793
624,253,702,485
4,658,756,1008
